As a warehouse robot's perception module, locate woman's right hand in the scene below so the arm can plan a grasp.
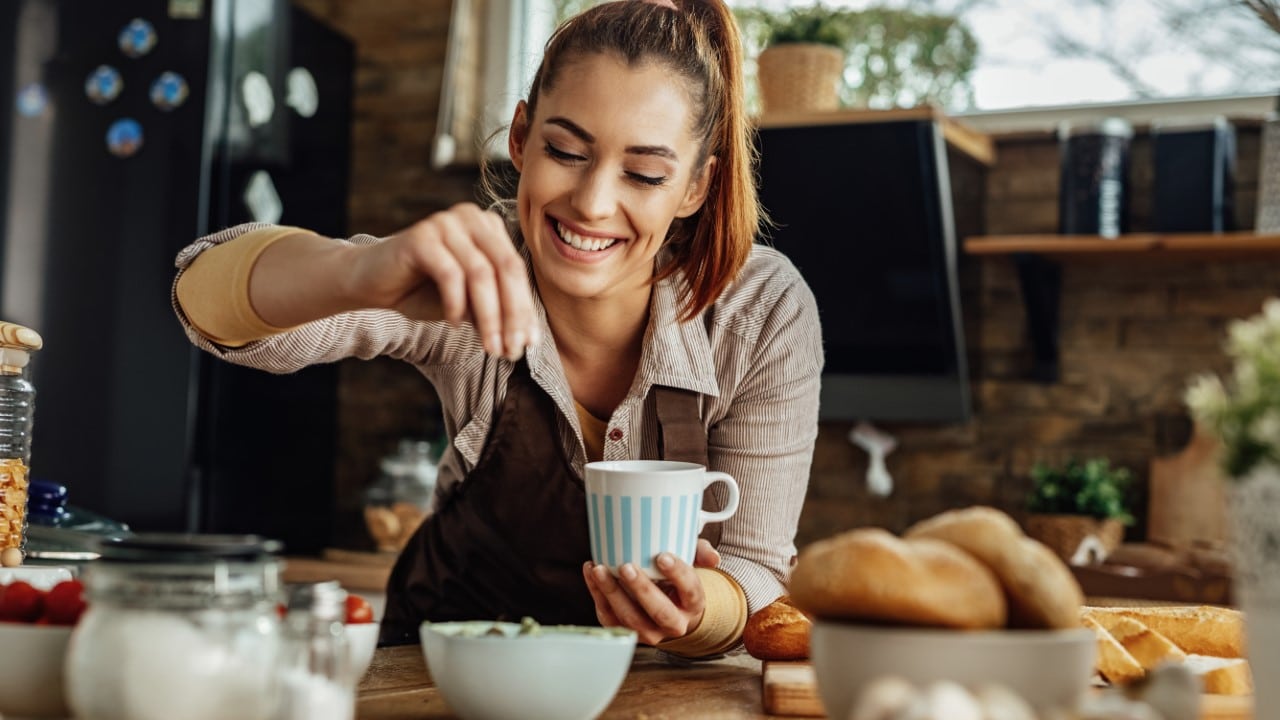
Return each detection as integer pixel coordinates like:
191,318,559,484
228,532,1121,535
351,203,541,360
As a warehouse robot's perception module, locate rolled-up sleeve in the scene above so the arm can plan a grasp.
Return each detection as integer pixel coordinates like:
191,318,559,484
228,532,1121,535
172,223,452,372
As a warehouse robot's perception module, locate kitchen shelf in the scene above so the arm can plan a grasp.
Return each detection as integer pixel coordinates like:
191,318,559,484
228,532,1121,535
965,231,1280,258
963,231,1280,383
757,105,996,167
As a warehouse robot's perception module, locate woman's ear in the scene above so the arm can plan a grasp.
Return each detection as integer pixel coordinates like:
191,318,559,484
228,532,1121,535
675,155,717,219
508,101,530,172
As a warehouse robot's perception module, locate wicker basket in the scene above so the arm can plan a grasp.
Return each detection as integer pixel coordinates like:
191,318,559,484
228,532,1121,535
1023,514,1125,565
756,43,844,114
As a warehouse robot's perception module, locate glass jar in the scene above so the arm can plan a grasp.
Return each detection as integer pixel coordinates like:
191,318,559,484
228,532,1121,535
278,581,355,720
1058,117,1134,239
0,321,41,567
66,534,285,720
363,438,438,552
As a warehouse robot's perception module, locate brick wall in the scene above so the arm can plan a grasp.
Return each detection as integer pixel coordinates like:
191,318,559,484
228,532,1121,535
290,3,1279,552
800,123,1277,548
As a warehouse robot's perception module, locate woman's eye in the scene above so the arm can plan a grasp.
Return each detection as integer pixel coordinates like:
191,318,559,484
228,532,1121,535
544,143,583,162
627,172,668,187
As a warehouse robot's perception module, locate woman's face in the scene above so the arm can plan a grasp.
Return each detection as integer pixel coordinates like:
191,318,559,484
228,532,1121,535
509,53,713,308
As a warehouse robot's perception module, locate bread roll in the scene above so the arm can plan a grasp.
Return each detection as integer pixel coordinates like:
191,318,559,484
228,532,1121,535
743,597,811,661
788,527,1007,629
904,506,1084,629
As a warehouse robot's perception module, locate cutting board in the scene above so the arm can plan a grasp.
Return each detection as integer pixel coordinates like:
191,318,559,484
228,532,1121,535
760,661,1253,719
1148,425,1229,550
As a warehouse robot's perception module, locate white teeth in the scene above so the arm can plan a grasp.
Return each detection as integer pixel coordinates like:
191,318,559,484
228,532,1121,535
556,222,618,252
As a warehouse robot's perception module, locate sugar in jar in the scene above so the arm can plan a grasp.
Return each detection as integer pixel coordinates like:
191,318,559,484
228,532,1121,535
65,534,284,720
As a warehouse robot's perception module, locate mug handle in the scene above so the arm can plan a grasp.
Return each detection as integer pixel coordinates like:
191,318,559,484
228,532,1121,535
698,471,740,527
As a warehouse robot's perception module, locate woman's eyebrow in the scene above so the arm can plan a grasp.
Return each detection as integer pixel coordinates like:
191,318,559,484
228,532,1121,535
545,116,678,161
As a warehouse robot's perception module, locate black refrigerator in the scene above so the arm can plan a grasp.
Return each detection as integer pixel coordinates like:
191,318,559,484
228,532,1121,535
0,0,354,553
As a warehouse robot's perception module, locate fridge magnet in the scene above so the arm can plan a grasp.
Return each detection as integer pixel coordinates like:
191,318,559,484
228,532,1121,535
85,66,123,105
106,118,144,158
243,171,283,224
168,0,204,20
118,18,158,58
150,72,189,111
286,68,318,118
15,83,48,118
241,71,275,128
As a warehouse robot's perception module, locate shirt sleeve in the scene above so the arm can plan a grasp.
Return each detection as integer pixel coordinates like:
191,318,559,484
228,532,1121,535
708,270,824,615
175,225,306,346
171,223,468,373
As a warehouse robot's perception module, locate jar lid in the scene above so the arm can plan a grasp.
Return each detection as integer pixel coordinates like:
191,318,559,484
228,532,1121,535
1058,117,1134,140
95,533,283,563
0,321,41,375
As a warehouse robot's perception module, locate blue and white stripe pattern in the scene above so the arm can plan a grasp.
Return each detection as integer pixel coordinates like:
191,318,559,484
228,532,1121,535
588,490,704,572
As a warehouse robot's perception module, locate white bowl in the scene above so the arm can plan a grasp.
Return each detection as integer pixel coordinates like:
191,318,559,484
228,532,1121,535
420,621,636,720
346,622,379,680
0,622,73,718
811,621,1096,716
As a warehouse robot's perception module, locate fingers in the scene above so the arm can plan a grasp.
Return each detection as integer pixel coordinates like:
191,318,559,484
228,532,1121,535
397,203,538,359
654,552,706,618
693,539,721,569
583,558,706,646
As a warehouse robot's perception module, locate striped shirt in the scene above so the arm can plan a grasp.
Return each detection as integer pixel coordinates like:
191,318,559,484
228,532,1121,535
172,222,823,613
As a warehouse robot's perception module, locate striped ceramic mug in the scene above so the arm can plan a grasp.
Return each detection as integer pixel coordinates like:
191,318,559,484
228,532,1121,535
584,460,740,579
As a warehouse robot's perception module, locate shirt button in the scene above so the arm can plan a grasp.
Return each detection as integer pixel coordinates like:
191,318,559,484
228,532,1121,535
608,428,624,442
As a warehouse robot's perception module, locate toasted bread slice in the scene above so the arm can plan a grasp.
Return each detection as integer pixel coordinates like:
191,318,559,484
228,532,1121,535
1185,655,1253,695
1082,615,1145,685
1085,605,1244,658
1082,611,1187,670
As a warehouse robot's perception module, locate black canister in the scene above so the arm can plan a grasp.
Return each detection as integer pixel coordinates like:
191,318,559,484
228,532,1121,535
1151,116,1236,233
1058,118,1133,238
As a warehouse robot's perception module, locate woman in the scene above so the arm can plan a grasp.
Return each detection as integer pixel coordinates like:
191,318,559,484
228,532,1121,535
172,0,821,658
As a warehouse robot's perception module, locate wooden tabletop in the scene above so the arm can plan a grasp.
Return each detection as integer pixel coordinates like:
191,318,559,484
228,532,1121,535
356,645,776,719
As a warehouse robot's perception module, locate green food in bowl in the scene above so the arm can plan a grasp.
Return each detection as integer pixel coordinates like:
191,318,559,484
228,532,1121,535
421,619,637,720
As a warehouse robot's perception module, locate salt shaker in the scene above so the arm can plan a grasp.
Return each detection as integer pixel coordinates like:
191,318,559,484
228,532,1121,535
0,321,42,567
278,581,356,720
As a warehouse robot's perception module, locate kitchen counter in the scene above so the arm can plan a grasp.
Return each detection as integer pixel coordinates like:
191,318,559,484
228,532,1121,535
357,645,775,719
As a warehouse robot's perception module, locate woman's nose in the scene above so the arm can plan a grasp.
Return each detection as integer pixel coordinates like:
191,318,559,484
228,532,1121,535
571,167,618,221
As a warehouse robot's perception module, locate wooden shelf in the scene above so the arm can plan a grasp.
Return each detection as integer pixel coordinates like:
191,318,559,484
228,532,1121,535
755,105,996,167
965,232,1280,258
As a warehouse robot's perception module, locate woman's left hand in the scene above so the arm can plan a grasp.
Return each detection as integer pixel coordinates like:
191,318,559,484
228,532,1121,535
583,539,721,645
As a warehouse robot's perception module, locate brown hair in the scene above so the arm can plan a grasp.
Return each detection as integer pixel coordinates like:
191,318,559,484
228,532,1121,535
510,0,762,321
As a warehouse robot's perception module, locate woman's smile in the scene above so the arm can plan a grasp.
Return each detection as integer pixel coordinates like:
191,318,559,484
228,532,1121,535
547,212,622,254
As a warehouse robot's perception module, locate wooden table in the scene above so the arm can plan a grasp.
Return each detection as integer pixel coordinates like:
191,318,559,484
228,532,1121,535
357,646,776,719
357,644,1253,720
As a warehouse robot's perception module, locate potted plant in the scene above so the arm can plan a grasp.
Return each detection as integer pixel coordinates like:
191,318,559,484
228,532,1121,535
736,4,852,114
1024,457,1134,564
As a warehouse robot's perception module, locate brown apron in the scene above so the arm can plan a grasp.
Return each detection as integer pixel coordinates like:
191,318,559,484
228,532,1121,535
379,360,708,646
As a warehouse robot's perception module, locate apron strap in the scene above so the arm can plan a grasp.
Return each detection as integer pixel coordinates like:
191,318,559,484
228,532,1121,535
654,385,708,467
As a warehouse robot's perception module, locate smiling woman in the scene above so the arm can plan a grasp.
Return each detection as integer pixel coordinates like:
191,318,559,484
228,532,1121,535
169,0,821,660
